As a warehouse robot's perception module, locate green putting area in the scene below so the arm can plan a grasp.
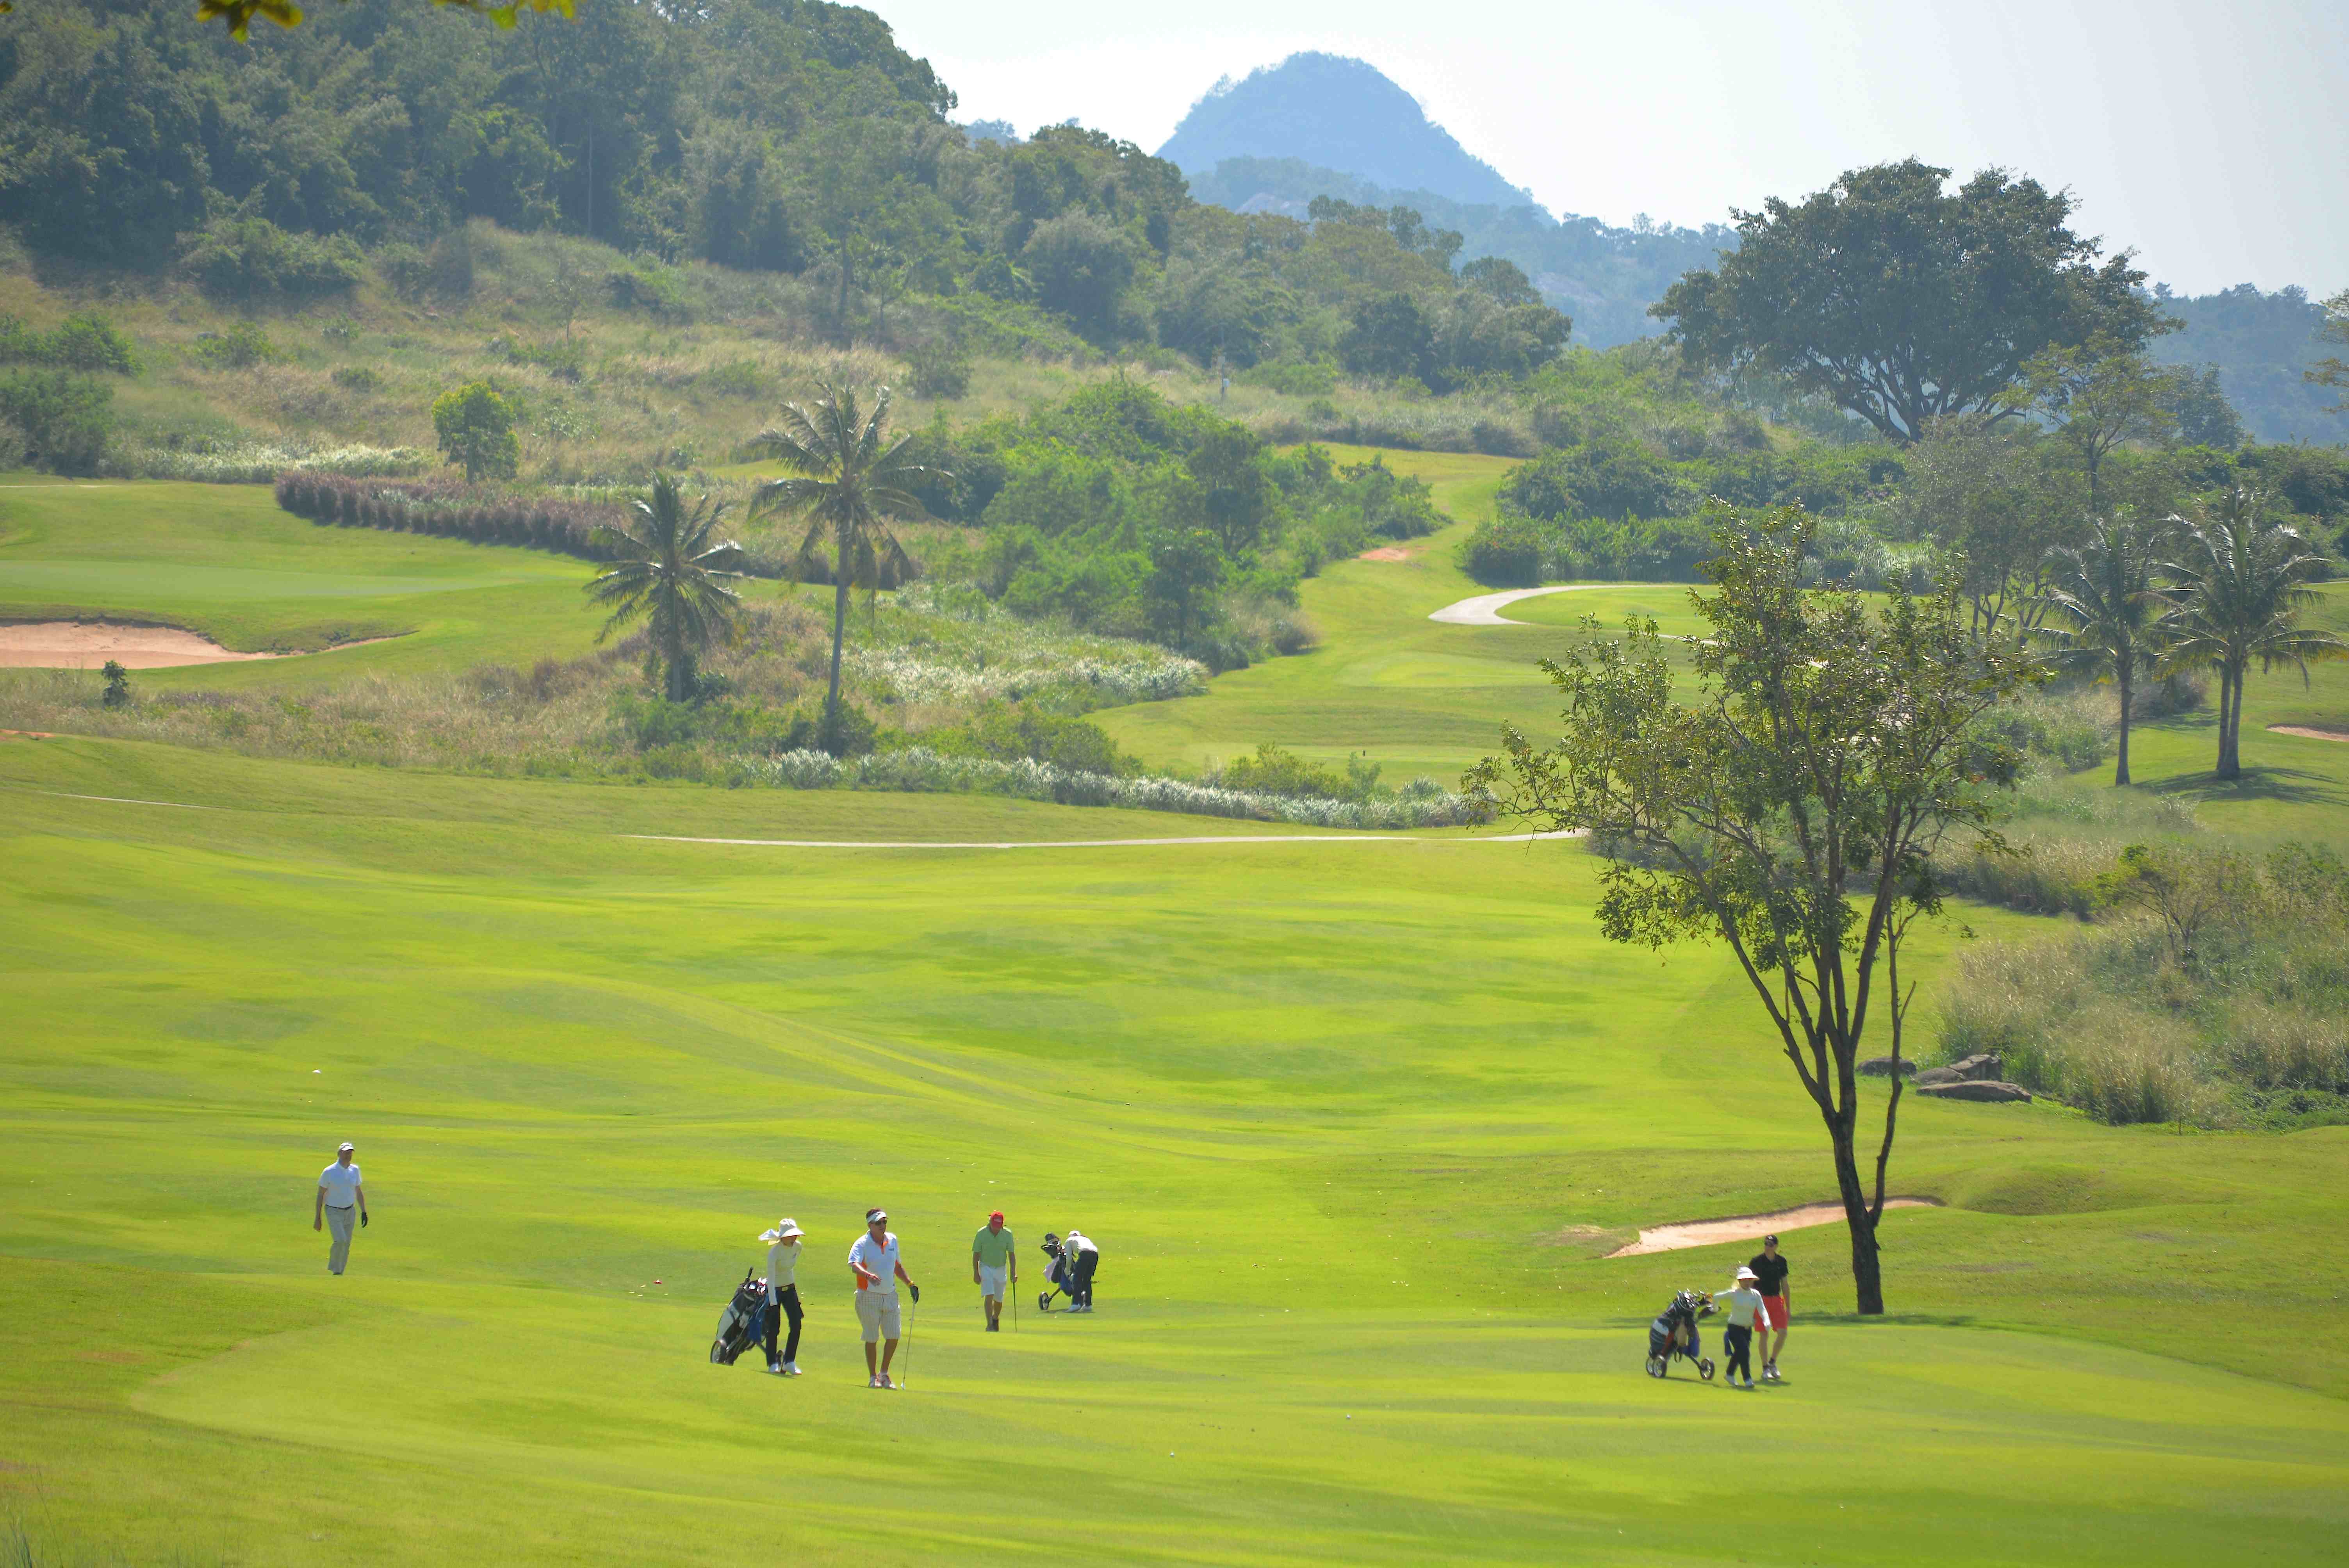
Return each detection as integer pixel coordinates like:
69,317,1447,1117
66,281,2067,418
5,735,2347,1564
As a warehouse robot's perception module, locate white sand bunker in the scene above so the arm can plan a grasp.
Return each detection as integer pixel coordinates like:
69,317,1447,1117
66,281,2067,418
0,622,285,669
1606,1197,1941,1257
2271,725,2349,743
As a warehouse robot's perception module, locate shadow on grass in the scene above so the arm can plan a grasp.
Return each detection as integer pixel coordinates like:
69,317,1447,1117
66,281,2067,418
2146,766,2347,807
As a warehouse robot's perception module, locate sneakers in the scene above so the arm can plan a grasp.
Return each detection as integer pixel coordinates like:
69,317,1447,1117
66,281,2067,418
877,1373,894,1389
986,1319,1000,1332
868,1376,882,1388
1763,1365,1780,1383
784,1362,802,1377
766,1362,785,1375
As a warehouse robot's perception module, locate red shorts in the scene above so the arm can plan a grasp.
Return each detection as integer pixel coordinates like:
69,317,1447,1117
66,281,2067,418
1760,1296,1789,1331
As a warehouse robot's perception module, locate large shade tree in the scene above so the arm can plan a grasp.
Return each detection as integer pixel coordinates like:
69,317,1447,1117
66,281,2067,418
750,383,940,739
2037,510,2174,786
1652,160,2170,443
585,472,747,702
1467,508,2039,1313
2160,487,2349,780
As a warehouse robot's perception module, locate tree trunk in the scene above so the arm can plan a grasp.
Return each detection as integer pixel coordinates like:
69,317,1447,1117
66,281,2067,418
827,547,850,723
2216,666,2242,779
1832,1122,1885,1315
2114,662,2132,786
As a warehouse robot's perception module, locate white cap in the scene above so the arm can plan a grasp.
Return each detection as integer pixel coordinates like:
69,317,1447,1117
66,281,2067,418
337,1142,355,1152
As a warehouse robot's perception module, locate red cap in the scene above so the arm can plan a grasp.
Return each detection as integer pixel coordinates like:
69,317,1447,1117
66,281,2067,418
989,1211,1005,1222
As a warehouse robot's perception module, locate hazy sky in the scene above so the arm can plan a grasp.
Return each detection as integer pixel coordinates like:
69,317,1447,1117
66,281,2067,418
877,0,2348,299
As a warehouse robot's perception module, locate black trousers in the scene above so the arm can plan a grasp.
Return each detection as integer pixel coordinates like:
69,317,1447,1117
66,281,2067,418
1723,1322,1754,1382
1069,1249,1097,1307
763,1284,802,1365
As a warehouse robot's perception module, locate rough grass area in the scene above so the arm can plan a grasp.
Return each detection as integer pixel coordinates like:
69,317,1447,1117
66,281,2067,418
3,737,2348,1566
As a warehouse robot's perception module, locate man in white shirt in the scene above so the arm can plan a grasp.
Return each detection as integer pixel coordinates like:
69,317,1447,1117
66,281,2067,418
847,1208,920,1388
1714,1266,1769,1389
1062,1227,1099,1313
312,1142,367,1275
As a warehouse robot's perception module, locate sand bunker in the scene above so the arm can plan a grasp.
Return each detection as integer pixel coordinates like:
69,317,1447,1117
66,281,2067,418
2270,725,2349,744
1358,546,1413,562
1606,1197,1941,1257
0,622,285,669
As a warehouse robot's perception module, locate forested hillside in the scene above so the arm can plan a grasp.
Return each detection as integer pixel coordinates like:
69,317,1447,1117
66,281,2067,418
2154,283,2345,445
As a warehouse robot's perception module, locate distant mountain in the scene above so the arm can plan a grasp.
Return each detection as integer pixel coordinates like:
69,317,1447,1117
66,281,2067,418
2152,284,2344,446
1158,53,1533,213
1188,155,1732,350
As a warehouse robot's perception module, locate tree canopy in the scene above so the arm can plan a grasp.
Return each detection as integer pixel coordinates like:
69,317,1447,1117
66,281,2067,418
1652,160,2171,442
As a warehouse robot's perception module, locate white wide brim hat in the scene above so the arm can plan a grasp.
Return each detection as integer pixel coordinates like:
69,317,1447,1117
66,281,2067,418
759,1219,804,1242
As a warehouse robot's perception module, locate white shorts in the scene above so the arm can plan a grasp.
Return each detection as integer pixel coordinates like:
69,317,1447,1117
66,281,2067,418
977,1264,1007,1297
855,1289,901,1343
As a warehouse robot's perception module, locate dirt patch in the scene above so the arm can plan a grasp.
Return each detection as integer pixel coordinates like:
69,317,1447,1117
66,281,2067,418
1606,1197,1942,1257
1357,546,1413,562
0,622,284,668
1,729,61,739
2270,724,2349,743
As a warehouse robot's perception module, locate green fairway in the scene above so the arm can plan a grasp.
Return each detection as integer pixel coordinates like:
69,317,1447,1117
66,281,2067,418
5,735,2348,1565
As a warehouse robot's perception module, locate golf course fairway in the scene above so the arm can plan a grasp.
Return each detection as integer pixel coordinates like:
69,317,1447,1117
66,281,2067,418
5,734,2348,1566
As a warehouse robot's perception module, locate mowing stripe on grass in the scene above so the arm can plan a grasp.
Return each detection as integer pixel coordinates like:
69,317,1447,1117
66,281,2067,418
624,830,1582,849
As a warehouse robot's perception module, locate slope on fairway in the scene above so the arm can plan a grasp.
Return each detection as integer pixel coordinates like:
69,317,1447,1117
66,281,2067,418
4,738,2347,1566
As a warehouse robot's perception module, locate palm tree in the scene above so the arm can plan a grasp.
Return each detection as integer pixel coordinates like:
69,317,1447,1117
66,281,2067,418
585,472,747,702
2036,510,2172,786
2160,485,2349,780
749,382,942,733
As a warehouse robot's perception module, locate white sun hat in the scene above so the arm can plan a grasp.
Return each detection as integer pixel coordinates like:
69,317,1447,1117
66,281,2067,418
1735,1265,1759,1282
759,1218,804,1243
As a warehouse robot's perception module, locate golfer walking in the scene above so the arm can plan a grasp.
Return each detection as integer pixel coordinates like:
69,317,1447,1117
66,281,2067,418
848,1208,919,1388
1748,1234,1790,1382
312,1141,367,1275
972,1211,1017,1332
761,1219,806,1376
1062,1226,1098,1313
1715,1266,1769,1390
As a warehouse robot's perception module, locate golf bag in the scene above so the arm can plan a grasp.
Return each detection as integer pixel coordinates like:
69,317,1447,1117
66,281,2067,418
709,1269,768,1365
1644,1290,1717,1381
1035,1233,1098,1312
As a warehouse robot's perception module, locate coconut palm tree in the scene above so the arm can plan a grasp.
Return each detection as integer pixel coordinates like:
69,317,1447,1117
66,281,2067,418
585,472,747,702
749,382,942,736
2036,509,2173,786
2160,486,2349,780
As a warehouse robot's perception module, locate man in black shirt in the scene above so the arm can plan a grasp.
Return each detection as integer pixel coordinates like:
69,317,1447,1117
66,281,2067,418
1748,1235,1790,1381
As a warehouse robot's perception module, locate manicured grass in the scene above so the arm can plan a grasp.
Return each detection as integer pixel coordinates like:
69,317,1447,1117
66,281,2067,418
0,479,805,684
4,735,2347,1565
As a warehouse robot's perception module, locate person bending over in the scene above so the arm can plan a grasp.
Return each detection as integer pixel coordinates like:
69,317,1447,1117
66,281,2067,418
848,1208,918,1388
1062,1227,1099,1313
761,1218,805,1375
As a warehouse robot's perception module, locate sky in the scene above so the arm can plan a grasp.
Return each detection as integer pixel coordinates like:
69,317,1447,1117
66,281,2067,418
875,0,2349,299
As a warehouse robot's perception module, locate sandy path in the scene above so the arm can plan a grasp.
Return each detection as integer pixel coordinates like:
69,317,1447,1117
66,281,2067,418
1606,1197,1940,1257
0,622,282,669
1427,584,1621,626
627,830,1582,850
2270,725,2349,743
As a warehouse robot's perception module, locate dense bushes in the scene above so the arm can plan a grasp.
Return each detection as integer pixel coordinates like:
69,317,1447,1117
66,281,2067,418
273,471,631,563
182,217,365,304
0,369,113,475
0,312,138,373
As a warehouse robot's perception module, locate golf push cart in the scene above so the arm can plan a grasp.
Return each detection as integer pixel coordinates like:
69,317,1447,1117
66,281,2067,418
1645,1289,1717,1381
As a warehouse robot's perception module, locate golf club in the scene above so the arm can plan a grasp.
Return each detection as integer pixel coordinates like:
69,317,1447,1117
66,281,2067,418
899,1287,917,1388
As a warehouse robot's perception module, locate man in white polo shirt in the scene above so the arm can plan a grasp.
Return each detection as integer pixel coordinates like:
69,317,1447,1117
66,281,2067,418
848,1208,920,1388
312,1141,368,1275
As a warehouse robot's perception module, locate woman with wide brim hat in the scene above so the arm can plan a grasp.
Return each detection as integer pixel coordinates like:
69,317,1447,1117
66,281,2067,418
758,1219,806,1375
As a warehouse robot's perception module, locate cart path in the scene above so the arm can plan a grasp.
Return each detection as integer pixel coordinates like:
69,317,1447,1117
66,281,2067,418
1606,1197,1943,1257
626,830,1583,850
1427,583,1623,626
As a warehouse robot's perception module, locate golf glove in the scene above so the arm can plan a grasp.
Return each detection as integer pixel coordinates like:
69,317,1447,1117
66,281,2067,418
908,1283,920,1304
360,1212,369,1228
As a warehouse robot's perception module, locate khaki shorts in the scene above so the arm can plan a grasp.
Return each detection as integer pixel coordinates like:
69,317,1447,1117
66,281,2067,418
977,1263,1007,1297
854,1289,901,1343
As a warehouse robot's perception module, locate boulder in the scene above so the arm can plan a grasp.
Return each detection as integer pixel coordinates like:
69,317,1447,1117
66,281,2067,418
1913,1066,1965,1088
1859,1056,1918,1077
1918,1079,2033,1103
1948,1053,2003,1081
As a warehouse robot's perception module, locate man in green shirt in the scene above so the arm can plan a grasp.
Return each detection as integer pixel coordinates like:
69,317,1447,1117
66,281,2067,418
971,1211,1018,1332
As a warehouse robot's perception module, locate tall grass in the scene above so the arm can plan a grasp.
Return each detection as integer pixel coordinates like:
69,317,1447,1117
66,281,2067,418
1936,844,2349,1127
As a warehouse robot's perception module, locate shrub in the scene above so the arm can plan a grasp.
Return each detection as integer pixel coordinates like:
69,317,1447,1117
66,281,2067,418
191,322,278,371
431,382,520,483
906,340,973,399
0,369,112,475
607,265,690,320
0,312,138,373
1457,515,1546,586
183,216,364,303
698,359,771,400
0,415,28,471
1216,742,1344,799
332,365,384,393
100,660,132,708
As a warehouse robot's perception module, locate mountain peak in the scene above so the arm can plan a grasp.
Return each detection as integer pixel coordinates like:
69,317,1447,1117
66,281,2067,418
1158,53,1535,214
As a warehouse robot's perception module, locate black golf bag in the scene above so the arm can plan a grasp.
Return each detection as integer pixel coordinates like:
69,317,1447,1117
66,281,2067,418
1644,1290,1716,1381
709,1269,768,1365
